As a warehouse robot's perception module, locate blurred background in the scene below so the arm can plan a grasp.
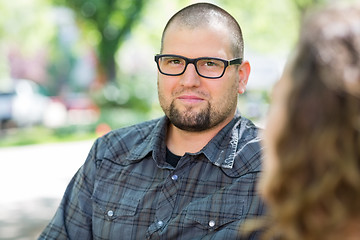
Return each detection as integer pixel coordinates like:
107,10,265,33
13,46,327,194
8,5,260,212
0,0,353,239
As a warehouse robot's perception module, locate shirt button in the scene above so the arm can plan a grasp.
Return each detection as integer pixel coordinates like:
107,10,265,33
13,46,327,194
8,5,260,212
171,175,178,181
209,220,215,227
107,210,114,217
157,220,164,227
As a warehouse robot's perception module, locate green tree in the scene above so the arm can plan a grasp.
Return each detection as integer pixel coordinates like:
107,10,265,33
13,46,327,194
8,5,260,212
293,0,326,16
219,0,329,54
0,0,54,86
53,0,147,83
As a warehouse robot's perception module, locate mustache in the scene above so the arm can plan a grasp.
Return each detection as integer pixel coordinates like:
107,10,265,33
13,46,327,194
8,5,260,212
172,88,209,98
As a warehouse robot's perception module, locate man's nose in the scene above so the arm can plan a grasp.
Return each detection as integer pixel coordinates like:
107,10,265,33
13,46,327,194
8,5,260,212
179,63,201,87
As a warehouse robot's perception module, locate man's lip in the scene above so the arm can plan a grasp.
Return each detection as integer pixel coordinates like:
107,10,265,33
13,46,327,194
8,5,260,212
177,95,204,100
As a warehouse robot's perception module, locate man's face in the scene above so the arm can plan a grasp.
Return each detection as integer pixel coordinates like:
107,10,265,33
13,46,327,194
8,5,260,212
157,24,246,132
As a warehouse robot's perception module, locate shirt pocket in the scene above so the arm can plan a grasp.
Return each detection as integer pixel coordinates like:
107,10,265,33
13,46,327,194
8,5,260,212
93,195,140,221
91,160,146,222
92,194,143,239
184,198,245,231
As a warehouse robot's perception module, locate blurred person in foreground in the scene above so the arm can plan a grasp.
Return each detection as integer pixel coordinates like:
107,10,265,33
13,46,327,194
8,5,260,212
39,2,265,239
258,3,360,240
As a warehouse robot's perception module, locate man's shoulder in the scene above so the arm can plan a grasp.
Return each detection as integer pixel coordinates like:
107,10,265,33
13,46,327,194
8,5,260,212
233,116,263,172
92,117,165,162
108,117,163,139
235,116,261,142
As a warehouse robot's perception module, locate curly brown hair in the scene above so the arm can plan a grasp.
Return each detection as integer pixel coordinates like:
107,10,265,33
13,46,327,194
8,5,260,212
260,3,360,240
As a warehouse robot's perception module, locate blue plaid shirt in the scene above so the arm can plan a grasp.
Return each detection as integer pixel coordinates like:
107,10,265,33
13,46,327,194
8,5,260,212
39,113,265,239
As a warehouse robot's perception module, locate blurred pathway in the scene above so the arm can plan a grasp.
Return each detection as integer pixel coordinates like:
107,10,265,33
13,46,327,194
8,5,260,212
0,140,95,240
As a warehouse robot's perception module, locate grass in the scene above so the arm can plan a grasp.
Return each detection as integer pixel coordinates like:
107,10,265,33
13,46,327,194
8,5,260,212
0,125,97,147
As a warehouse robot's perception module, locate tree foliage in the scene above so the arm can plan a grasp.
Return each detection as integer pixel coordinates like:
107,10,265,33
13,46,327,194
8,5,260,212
0,0,55,91
52,0,148,83
293,0,326,15
219,0,328,54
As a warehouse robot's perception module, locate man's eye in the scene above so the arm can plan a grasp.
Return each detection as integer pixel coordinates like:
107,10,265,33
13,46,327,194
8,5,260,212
202,60,222,67
169,59,181,64
163,57,183,65
205,61,216,66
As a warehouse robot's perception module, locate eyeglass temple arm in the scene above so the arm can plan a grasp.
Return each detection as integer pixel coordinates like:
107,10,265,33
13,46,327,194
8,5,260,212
229,58,243,65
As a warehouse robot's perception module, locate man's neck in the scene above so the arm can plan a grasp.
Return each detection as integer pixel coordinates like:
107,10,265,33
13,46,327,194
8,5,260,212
165,117,233,156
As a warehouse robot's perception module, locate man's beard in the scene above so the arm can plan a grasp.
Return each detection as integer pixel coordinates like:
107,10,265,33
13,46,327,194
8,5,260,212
158,83,238,133
168,101,211,132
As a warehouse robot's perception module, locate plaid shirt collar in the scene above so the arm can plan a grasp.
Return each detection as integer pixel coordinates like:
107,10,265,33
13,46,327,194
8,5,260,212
105,111,261,176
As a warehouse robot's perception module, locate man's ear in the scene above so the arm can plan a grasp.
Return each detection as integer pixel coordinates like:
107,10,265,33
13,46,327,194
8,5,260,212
237,60,250,94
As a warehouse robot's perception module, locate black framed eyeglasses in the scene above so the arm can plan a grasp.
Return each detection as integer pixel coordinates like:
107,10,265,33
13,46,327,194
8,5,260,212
154,54,243,79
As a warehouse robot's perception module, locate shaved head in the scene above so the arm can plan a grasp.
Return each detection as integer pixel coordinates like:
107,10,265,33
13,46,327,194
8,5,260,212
160,3,244,59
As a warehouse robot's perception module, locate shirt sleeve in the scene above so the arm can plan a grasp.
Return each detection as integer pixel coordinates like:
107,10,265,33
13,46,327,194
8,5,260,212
38,139,100,239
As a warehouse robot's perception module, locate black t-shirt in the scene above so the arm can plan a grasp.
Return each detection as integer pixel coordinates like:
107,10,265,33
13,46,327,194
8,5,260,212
166,148,181,167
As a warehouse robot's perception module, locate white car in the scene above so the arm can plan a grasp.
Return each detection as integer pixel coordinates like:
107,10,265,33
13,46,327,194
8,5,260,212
0,79,62,129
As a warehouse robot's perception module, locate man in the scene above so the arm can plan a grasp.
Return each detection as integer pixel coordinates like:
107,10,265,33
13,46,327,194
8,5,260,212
39,3,265,239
